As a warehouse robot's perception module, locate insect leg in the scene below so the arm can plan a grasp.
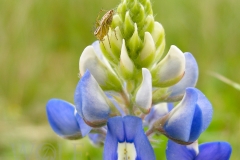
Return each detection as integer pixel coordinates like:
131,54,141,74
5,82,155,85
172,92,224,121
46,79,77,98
107,33,111,48
100,9,110,12
98,38,106,50
99,28,107,49
105,25,111,48
101,41,106,50
95,11,101,27
113,28,118,40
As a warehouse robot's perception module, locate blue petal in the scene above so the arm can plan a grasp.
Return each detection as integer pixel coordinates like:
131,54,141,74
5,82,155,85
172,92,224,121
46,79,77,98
104,116,124,160
127,117,156,160
123,116,143,142
88,133,105,146
46,99,82,139
163,88,212,143
166,140,197,160
167,53,198,101
196,142,232,160
74,78,83,117
163,88,198,142
188,105,202,142
144,103,173,126
188,88,212,142
74,70,111,127
104,116,155,160
75,113,92,137
195,89,213,132
168,103,174,111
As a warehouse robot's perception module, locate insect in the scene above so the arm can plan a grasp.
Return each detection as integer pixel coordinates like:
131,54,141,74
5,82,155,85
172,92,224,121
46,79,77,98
94,9,118,48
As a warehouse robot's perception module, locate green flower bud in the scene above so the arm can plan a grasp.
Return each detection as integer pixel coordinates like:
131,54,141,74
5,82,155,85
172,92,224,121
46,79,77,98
128,23,143,58
151,22,165,62
136,32,156,67
103,0,165,70
101,27,123,65
120,39,135,79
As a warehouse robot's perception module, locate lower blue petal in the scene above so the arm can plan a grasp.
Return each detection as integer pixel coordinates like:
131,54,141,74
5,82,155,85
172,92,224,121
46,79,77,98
75,113,92,137
74,70,111,127
104,116,124,160
88,133,105,146
46,99,82,139
163,88,198,142
166,140,197,160
132,122,155,159
196,142,232,160
188,105,202,142
104,116,155,160
124,116,142,143
195,89,213,132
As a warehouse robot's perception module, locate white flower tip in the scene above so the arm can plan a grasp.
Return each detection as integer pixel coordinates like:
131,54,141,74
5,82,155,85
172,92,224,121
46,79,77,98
120,39,134,72
79,45,95,75
135,68,152,113
139,32,155,60
152,45,185,87
169,45,183,56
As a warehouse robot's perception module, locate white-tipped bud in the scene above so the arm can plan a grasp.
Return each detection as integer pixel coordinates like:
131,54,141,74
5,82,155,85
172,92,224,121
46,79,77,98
120,39,135,79
151,45,185,87
75,71,120,127
128,23,143,57
79,45,122,91
80,46,107,84
136,32,156,67
151,22,165,62
135,68,152,113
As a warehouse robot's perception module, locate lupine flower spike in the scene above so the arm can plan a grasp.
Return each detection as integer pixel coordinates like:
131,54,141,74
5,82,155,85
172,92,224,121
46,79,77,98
46,0,232,159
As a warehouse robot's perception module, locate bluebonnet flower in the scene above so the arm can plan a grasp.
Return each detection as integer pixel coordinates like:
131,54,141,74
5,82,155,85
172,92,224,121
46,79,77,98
46,99,91,139
46,0,232,159
147,87,213,144
166,140,232,160
104,116,155,160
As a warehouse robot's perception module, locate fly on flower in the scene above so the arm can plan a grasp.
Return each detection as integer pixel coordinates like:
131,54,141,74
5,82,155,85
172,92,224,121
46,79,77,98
94,9,118,48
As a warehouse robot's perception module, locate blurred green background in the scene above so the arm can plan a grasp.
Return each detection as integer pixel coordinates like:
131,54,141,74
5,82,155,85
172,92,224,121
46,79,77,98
0,0,239,159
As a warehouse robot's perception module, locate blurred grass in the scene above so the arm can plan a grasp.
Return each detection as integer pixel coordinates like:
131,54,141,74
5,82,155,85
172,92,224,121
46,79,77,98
0,0,239,159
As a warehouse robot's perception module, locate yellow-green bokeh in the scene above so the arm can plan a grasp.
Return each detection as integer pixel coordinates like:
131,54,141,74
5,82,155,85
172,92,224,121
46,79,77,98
0,0,239,159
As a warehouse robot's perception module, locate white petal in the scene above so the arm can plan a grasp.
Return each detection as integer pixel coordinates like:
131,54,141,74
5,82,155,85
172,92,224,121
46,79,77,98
167,52,198,101
135,68,152,113
152,45,185,87
117,142,137,160
138,32,155,62
151,22,165,62
120,39,135,78
79,46,106,85
187,140,199,155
